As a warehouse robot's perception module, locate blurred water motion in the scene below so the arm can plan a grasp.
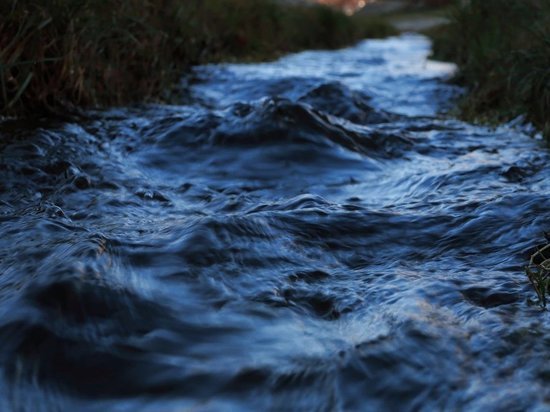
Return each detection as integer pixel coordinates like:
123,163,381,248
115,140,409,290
0,34,549,411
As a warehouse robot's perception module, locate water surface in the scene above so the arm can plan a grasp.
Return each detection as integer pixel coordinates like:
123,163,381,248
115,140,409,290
1,34,549,411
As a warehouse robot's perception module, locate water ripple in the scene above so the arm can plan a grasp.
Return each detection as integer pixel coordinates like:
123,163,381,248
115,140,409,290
0,34,549,411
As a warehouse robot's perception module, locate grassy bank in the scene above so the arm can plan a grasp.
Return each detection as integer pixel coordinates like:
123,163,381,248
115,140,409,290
430,0,550,139
0,0,395,116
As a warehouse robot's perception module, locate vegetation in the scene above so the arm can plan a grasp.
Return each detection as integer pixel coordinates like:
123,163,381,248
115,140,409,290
526,244,550,307
0,0,395,116
430,0,550,139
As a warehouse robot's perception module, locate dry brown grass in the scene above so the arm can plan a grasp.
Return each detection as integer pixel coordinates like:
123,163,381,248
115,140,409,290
430,0,550,139
0,0,396,116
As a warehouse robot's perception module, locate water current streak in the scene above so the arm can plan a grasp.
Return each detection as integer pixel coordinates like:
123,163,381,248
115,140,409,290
0,35,549,411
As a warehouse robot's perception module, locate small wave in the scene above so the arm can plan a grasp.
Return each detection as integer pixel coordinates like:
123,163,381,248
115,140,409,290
0,34,550,411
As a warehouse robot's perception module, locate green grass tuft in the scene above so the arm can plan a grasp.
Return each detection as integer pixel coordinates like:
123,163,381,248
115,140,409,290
526,244,550,307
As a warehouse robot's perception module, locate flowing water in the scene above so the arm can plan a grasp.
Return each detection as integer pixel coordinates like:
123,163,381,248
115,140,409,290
1,34,549,411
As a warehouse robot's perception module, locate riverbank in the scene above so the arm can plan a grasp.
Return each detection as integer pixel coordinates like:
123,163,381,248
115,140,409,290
0,0,395,117
429,0,550,140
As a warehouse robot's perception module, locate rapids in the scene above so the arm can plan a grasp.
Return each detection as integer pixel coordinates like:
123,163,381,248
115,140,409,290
1,34,549,411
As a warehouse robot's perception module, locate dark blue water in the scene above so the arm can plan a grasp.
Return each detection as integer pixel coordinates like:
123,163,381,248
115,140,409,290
1,35,550,411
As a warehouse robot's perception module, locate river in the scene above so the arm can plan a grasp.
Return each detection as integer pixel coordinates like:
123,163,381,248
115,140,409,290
0,34,549,411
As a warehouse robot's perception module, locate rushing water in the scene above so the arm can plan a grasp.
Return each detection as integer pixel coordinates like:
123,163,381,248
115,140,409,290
1,34,549,411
